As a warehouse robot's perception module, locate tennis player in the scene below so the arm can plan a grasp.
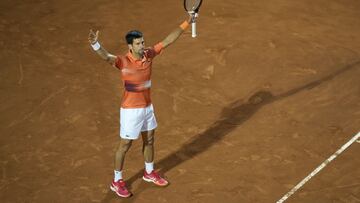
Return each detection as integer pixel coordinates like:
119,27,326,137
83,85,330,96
88,13,196,198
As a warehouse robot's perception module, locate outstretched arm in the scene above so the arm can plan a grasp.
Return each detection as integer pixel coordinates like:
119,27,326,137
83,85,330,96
88,29,117,66
161,13,196,48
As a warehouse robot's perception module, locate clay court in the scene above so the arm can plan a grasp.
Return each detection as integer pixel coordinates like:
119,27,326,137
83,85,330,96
1,0,359,202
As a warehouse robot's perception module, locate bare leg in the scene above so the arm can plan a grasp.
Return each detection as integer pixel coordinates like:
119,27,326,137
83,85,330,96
141,129,169,186
114,138,133,171
141,130,155,163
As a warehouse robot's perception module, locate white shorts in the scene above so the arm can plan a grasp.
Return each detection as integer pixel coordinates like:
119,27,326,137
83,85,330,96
120,104,157,140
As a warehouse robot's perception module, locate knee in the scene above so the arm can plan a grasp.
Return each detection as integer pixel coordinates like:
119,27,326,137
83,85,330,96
118,140,132,153
143,136,154,146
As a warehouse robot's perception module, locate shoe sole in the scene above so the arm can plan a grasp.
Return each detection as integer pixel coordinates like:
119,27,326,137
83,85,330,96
142,176,169,187
110,185,131,198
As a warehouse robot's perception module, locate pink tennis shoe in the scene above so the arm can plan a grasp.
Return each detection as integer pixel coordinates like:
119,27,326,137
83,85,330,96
143,170,169,186
110,179,131,198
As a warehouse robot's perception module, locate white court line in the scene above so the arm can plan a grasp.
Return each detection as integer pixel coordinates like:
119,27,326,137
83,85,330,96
277,131,360,203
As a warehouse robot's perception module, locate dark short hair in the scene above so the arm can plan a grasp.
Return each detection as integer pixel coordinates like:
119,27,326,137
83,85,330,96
125,30,143,45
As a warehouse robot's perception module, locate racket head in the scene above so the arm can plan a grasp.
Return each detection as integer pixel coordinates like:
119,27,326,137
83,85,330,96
184,0,203,13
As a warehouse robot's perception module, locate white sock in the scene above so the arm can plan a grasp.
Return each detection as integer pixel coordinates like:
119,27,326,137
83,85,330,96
145,162,154,174
114,170,123,182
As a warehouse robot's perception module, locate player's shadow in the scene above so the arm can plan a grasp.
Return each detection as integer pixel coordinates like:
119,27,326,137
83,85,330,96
100,60,359,202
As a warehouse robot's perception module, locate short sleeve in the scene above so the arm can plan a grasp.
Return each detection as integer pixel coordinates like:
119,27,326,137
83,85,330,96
147,42,164,59
115,55,124,69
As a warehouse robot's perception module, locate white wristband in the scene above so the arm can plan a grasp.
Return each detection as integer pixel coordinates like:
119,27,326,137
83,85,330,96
91,41,101,51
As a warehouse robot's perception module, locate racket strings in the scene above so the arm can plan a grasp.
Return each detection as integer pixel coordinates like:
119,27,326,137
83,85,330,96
185,0,202,12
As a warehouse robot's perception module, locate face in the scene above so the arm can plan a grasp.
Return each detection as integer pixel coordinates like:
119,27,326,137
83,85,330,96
129,37,145,56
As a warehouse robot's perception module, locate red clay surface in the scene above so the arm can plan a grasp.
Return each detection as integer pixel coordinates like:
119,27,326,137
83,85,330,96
1,0,359,202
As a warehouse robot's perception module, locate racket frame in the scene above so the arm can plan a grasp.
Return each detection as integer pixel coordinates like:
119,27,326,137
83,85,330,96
183,0,203,38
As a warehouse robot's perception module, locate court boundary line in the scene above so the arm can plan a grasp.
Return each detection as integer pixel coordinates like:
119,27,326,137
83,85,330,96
277,131,360,203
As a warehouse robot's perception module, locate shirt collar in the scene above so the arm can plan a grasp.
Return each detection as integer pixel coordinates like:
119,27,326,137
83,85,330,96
126,50,147,62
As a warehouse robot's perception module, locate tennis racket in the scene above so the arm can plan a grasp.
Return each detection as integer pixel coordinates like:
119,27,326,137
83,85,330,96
184,0,203,38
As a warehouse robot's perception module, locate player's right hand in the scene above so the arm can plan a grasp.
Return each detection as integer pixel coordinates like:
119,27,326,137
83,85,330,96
88,29,99,44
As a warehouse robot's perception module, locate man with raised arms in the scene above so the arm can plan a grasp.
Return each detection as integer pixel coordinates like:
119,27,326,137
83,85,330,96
88,13,195,198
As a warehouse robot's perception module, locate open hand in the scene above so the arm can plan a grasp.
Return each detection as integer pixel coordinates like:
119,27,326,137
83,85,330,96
88,29,99,44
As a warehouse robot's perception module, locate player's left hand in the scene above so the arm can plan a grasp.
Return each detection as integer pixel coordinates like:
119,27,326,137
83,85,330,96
187,11,198,23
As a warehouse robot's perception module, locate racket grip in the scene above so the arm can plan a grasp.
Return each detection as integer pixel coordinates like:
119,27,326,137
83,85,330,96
192,22,197,38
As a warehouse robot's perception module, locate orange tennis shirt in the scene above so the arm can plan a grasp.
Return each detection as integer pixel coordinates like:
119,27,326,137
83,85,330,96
115,42,164,108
